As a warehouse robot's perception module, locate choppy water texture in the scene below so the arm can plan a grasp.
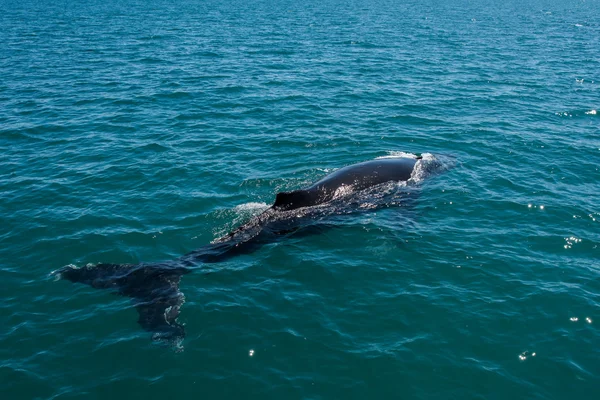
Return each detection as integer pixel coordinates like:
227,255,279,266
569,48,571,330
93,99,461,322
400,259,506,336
1,0,599,398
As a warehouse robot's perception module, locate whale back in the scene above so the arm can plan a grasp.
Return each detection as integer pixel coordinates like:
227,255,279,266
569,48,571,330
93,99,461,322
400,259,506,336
273,157,418,211
310,158,417,192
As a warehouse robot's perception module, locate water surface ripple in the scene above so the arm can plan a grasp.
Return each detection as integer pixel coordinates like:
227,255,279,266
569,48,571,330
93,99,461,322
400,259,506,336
1,0,599,398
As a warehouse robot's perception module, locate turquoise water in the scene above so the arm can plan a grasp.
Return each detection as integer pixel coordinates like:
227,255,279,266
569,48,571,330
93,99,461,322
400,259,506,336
1,0,599,398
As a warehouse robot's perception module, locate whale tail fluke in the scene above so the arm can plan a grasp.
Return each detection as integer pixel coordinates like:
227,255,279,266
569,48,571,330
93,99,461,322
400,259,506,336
53,262,190,348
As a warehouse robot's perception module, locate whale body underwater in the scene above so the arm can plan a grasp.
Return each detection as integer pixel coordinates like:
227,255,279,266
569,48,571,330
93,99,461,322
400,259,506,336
54,155,450,347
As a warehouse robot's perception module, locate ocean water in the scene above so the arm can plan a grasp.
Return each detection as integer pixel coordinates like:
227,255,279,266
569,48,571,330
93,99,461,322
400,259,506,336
1,0,599,398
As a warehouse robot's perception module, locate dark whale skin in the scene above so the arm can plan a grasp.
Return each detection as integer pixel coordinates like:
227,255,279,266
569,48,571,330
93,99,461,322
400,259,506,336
273,157,419,210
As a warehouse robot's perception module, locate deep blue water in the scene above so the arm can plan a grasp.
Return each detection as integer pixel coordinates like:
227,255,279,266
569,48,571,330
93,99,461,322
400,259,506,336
1,0,599,398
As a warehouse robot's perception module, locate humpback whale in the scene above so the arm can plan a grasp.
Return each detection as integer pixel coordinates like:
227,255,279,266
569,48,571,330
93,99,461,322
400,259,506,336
53,154,448,348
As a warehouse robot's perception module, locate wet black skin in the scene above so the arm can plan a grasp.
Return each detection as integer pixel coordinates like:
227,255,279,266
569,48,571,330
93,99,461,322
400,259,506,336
272,157,417,210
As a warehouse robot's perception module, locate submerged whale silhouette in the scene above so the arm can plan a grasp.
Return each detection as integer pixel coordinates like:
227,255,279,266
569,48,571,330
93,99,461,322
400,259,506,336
53,155,447,347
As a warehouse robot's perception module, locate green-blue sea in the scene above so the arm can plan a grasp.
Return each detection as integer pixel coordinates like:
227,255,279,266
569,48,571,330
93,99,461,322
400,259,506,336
1,0,599,398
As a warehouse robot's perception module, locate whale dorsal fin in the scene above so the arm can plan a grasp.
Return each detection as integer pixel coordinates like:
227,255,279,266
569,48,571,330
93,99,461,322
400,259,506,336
273,190,311,210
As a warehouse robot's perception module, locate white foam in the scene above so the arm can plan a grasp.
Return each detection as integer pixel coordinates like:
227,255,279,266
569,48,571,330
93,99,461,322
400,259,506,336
50,264,79,280
585,109,597,115
234,202,270,212
376,152,455,183
376,151,419,159
409,153,454,184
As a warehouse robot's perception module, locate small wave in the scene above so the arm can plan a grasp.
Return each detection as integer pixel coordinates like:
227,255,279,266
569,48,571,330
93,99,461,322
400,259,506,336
556,109,598,118
153,91,193,100
137,143,170,152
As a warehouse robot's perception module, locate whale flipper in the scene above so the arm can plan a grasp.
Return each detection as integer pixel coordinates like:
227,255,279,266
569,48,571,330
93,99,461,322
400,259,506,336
54,263,189,345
